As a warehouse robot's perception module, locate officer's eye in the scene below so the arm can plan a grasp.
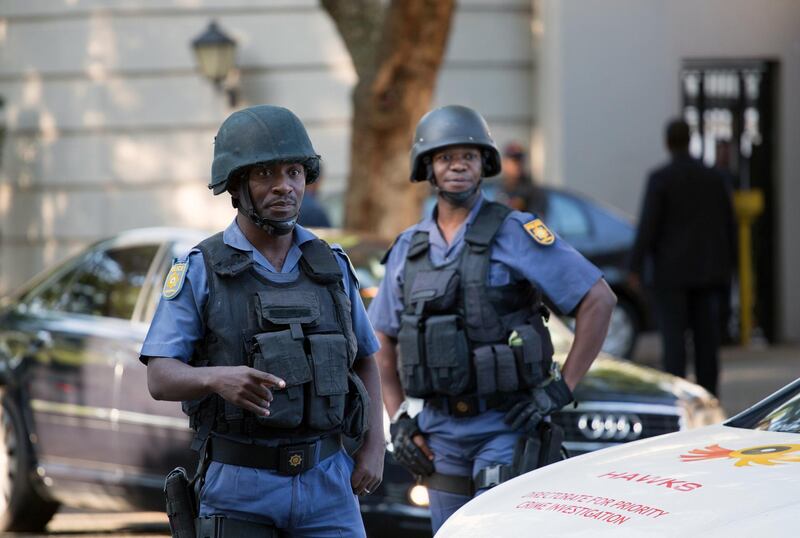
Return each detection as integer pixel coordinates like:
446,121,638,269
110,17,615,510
287,166,303,177
436,154,451,162
464,153,477,161
254,167,271,177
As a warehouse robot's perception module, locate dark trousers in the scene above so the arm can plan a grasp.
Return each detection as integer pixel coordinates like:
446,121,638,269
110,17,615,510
653,287,723,396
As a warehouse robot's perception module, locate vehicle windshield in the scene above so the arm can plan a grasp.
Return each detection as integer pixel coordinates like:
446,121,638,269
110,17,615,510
752,391,800,433
728,379,800,433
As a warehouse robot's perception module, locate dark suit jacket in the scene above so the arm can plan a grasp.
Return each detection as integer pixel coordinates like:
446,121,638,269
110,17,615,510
629,155,736,289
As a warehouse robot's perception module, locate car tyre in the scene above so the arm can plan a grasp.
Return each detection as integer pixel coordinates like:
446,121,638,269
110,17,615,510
601,297,640,359
0,390,59,532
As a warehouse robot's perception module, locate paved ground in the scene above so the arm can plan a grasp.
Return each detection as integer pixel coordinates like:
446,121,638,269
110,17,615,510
631,332,800,416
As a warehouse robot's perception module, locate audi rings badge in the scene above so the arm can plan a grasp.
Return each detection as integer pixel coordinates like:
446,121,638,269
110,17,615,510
577,413,643,441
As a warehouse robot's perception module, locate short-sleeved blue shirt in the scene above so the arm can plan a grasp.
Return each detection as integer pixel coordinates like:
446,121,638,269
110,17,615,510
367,193,603,338
141,219,379,362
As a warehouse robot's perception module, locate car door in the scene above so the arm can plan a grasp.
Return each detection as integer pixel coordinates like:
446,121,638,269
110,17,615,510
114,236,198,506
9,240,162,497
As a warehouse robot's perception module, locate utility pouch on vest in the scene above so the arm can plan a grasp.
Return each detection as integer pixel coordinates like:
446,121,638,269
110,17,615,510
164,467,196,538
495,344,520,392
251,330,311,428
473,346,497,396
425,314,470,395
397,314,432,397
306,334,349,430
474,344,520,395
342,371,370,441
408,269,459,313
255,290,320,334
511,324,548,388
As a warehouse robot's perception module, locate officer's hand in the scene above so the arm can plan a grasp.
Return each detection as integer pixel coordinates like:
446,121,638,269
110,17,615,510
390,414,435,477
504,378,574,435
351,439,384,496
209,366,285,417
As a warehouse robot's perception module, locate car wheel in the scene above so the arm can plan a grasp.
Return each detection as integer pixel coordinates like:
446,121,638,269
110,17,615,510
0,390,59,532
601,297,639,359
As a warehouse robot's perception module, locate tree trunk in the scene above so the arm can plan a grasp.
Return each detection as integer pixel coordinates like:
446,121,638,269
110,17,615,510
322,0,455,236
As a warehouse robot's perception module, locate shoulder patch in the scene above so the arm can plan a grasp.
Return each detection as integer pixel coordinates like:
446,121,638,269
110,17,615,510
331,245,360,289
162,258,189,300
523,218,555,246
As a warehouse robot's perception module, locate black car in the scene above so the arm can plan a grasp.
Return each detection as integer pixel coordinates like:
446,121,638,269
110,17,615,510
538,186,650,359
0,228,721,534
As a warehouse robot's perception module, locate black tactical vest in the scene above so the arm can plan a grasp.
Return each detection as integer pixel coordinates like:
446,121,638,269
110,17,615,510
397,202,554,398
183,233,368,443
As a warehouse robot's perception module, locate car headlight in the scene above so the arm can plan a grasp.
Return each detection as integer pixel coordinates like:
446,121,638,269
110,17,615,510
577,413,643,441
408,484,429,507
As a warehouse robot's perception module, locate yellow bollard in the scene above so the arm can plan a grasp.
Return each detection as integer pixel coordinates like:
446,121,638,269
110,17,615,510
732,189,764,346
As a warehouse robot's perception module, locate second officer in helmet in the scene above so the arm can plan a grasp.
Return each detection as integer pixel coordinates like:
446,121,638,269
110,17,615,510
368,105,616,533
141,105,384,537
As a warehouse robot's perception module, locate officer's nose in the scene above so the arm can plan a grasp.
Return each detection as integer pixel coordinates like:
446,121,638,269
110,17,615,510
450,158,467,171
271,173,293,193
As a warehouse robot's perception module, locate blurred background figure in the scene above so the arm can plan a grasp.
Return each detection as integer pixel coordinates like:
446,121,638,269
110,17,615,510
297,165,332,228
628,118,736,397
495,142,548,217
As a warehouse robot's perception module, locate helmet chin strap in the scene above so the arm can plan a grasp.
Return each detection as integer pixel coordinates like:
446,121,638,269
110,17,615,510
434,179,482,207
237,181,297,236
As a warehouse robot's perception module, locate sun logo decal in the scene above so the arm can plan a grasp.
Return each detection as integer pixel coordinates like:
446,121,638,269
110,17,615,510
680,444,800,467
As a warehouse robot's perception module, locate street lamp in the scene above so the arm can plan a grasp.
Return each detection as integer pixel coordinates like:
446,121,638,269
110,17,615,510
191,21,239,107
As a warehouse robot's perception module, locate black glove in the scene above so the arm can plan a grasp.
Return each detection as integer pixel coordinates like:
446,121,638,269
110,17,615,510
504,377,574,435
390,413,435,477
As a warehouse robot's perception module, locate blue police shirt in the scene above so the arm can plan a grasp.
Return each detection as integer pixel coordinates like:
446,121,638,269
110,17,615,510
367,192,603,338
141,219,380,362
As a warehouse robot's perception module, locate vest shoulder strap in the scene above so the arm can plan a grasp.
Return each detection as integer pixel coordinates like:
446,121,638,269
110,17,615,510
196,233,254,277
300,239,342,284
407,230,430,259
465,201,512,252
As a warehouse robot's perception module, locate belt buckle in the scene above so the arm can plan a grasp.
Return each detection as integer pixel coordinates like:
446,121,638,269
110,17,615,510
449,395,478,418
278,443,313,476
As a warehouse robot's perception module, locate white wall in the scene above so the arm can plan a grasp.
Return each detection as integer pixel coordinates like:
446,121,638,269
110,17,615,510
537,0,800,341
0,0,535,292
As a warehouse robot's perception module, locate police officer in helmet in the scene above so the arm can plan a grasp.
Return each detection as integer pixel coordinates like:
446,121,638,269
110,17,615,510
368,105,616,533
141,105,384,537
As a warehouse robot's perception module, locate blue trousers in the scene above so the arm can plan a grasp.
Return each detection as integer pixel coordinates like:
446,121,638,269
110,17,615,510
417,407,522,533
200,449,365,537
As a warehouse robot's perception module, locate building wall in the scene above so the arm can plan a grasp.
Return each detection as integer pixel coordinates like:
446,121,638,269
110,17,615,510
537,0,800,342
0,0,534,292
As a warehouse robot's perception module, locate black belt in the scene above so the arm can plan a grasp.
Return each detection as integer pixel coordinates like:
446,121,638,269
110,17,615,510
423,464,515,497
209,435,342,476
196,515,277,538
425,392,523,418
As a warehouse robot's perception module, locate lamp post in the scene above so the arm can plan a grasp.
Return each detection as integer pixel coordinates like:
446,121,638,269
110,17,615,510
191,21,239,107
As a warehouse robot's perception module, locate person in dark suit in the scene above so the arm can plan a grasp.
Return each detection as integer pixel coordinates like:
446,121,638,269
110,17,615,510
629,119,736,396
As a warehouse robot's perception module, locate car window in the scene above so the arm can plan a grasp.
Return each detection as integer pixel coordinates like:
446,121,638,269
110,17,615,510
141,239,196,324
54,245,159,320
546,192,591,239
753,391,800,433
25,263,86,313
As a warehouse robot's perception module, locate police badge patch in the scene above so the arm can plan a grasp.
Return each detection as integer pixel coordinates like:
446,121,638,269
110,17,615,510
523,218,555,246
162,259,189,300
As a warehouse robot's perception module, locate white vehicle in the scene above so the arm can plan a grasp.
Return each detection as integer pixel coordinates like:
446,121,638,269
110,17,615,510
437,377,800,537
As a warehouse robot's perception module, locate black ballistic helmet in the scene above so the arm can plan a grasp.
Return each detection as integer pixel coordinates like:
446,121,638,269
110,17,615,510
209,105,320,195
409,105,501,182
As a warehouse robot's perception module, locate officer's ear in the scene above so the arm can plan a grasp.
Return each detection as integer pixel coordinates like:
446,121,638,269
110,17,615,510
481,149,493,177
228,170,247,209
423,155,436,184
